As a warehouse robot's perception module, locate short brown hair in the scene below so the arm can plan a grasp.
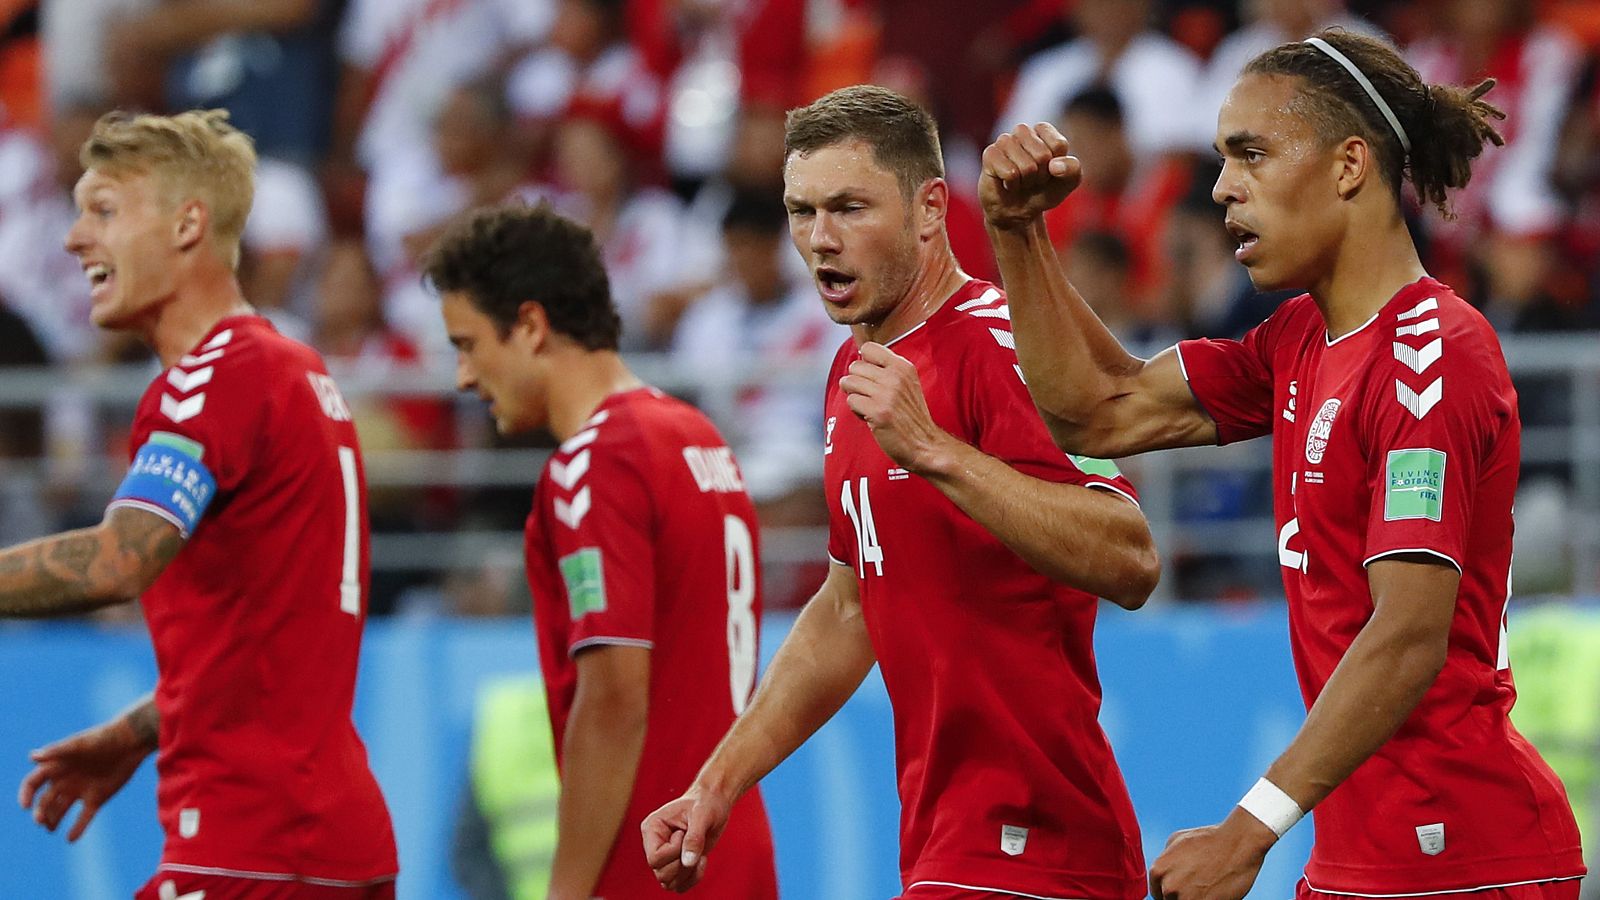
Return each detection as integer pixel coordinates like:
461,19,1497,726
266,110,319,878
422,202,621,351
80,109,258,266
1245,28,1504,217
784,85,944,197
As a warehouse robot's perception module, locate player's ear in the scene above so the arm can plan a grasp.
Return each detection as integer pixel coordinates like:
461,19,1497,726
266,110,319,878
918,177,949,241
1333,135,1371,201
513,300,552,352
173,199,207,254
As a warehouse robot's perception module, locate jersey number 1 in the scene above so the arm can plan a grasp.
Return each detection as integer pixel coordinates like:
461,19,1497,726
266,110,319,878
725,515,757,714
337,446,362,616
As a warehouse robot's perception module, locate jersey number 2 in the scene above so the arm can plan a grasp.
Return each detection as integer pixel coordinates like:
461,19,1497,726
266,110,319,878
337,446,362,616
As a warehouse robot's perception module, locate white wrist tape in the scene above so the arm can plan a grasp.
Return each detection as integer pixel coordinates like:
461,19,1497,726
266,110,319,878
1238,777,1304,838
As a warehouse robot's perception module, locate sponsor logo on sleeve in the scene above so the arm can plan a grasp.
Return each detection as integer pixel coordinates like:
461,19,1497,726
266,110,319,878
559,547,607,619
1305,398,1341,464
1384,449,1446,521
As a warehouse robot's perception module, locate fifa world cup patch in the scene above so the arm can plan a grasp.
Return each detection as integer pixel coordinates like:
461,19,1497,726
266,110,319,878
110,432,217,537
559,547,607,619
1384,448,1446,521
1068,454,1122,479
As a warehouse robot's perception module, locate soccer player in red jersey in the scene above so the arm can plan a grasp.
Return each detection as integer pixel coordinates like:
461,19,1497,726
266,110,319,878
5,110,398,897
643,85,1161,900
423,203,778,900
982,28,1585,900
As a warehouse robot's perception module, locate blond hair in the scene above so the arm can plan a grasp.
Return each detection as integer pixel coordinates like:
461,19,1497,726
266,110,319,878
80,109,258,266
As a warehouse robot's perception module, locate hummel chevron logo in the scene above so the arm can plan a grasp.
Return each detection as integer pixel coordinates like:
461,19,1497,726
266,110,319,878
1395,318,1439,338
955,288,1002,311
967,305,1011,320
1396,297,1438,321
160,393,206,423
1396,377,1443,419
178,348,226,367
550,450,591,491
1013,364,1027,384
166,366,213,393
988,327,1016,351
1392,338,1442,374
560,427,600,455
583,410,610,428
201,328,234,351
555,485,592,529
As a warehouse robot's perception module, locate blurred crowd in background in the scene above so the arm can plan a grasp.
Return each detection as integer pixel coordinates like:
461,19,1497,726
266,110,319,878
1,0,1598,614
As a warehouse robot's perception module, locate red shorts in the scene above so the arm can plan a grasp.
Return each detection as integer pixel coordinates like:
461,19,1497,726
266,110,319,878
896,884,1047,900
1297,877,1582,900
135,871,397,900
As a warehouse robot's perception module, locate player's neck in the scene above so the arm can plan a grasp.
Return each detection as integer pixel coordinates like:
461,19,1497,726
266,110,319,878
146,264,254,368
855,245,968,346
546,349,644,443
1312,216,1428,340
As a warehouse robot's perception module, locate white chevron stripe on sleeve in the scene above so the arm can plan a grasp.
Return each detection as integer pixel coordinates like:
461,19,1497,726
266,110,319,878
988,327,1016,350
1013,364,1026,384
1396,297,1438,320
560,427,601,454
967,305,1011,320
166,366,214,394
554,486,592,529
178,348,226,367
955,288,1002,311
1396,377,1443,419
1391,338,1442,374
160,393,207,423
1395,318,1439,338
201,328,234,350
550,449,591,491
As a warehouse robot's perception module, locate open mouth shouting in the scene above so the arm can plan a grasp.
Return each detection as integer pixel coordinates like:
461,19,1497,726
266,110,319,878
815,265,859,305
1225,220,1260,264
84,262,115,300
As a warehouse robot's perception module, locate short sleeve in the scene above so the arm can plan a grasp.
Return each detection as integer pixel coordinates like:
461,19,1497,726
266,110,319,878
960,317,1139,503
1360,332,1507,572
109,331,266,533
544,438,657,655
1175,317,1279,445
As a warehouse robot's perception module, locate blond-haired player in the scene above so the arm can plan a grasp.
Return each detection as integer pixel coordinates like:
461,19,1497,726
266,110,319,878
7,109,399,899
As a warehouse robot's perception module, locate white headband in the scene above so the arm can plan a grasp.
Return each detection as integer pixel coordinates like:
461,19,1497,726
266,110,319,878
1304,37,1411,155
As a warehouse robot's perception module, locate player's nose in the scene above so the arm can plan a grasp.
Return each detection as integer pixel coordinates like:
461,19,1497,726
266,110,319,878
808,212,843,255
1212,163,1243,207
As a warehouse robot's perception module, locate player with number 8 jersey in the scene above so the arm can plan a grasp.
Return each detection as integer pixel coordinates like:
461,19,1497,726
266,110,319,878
426,202,776,899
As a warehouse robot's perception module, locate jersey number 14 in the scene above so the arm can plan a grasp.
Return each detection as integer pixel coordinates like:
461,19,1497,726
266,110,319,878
840,477,884,577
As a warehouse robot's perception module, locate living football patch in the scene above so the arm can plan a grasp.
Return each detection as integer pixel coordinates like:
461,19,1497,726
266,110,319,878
1384,448,1446,521
559,547,607,619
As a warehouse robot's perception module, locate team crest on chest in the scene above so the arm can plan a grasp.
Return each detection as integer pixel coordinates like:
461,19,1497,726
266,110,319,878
1305,398,1342,464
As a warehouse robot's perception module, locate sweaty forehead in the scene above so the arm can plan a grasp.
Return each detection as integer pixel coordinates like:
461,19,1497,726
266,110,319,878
783,141,898,198
1216,73,1312,147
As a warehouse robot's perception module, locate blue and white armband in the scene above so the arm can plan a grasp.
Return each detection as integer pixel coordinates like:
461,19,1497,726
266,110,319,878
110,431,217,538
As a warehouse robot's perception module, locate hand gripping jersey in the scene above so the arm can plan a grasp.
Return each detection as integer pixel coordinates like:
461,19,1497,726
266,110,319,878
1177,278,1585,894
823,280,1146,900
111,316,397,886
523,387,778,899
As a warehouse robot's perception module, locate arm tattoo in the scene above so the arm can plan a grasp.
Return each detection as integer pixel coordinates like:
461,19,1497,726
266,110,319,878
123,695,160,750
0,508,184,618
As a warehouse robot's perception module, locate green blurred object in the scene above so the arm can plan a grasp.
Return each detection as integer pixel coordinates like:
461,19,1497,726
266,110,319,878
1507,604,1600,864
471,675,562,900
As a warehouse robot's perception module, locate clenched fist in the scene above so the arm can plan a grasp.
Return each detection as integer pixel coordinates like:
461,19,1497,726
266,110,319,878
980,122,1083,230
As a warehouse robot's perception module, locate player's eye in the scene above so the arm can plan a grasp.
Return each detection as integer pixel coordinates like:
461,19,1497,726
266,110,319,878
1244,149,1266,164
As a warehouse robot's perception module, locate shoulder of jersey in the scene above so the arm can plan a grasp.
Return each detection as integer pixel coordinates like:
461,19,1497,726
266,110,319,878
153,324,262,424
943,282,1033,383
1382,288,1498,421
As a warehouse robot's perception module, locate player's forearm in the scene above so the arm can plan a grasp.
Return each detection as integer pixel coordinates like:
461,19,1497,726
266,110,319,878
547,690,648,899
694,572,875,801
1261,610,1446,814
0,529,134,617
120,694,160,752
916,438,1159,607
988,216,1147,455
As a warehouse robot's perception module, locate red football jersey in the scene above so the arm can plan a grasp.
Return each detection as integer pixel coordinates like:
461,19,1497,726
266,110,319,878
823,280,1146,900
1178,278,1585,893
524,387,777,899
112,316,397,885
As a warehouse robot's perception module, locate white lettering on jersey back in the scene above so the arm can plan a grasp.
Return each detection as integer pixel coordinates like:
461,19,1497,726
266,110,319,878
160,393,206,424
683,446,746,493
306,373,353,422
